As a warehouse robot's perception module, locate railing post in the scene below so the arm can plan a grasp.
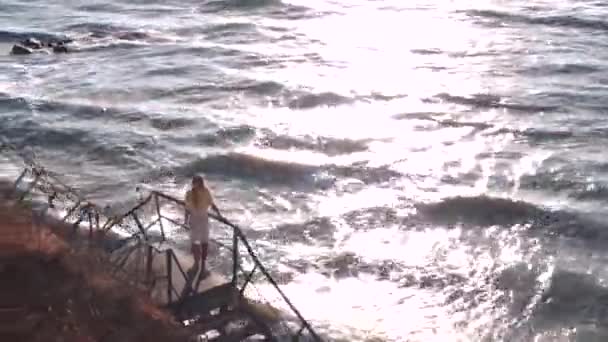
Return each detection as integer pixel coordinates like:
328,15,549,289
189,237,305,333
166,250,173,305
239,265,258,295
146,244,153,288
62,201,82,223
134,244,141,284
88,210,94,240
231,226,324,342
154,194,166,241
18,172,40,202
101,215,115,232
94,211,100,231
293,326,305,342
11,168,28,197
131,213,147,240
231,228,239,287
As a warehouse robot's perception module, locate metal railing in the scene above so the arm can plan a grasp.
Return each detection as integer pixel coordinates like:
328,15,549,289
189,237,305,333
1,140,323,342
104,190,322,341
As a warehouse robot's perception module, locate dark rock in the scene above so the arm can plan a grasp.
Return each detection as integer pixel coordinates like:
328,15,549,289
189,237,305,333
89,31,109,39
9,37,74,55
52,45,68,53
116,31,149,40
11,44,33,55
48,38,73,46
22,38,42,49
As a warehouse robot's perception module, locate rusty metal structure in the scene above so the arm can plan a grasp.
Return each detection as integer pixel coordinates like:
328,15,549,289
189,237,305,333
0,139,323,342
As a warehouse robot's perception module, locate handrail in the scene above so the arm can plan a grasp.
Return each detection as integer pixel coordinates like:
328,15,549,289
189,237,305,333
1,139,93,208
218,216,322,342
151,191,322,341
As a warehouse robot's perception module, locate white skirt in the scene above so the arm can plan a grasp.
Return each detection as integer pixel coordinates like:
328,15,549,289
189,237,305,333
188,212,209,244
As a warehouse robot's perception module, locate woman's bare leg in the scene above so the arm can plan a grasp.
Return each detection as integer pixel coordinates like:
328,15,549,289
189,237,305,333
188,243,202,278
200,243,209,276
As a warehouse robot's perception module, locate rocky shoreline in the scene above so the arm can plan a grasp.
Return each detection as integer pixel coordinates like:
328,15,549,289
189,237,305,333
0,187,191,342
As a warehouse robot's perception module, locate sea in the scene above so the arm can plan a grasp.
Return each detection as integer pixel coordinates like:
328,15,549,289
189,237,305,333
2,0,608,341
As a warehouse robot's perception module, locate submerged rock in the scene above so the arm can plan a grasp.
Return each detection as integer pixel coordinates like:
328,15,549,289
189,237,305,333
10,44,33,55
52,44,68,53
115,31,150,40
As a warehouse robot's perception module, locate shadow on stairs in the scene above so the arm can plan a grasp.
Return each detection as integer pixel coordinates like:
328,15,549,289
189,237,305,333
169,283,277,342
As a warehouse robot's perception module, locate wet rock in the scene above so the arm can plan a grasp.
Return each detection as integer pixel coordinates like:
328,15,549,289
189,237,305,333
9,37,73,56
116,31,149,41
52,44,68,53
46,38,73,47
11,44,33,55
22,38,42,49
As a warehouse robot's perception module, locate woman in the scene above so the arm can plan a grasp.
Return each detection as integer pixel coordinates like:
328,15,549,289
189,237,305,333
184,175,220,279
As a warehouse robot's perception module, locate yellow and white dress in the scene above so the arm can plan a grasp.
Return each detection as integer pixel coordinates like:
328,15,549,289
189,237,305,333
185,187,213,244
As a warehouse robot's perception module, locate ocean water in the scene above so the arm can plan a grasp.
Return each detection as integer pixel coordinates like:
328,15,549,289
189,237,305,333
3,0,608,341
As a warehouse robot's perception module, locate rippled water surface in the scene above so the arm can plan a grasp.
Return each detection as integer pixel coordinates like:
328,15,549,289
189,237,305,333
3,0,608,341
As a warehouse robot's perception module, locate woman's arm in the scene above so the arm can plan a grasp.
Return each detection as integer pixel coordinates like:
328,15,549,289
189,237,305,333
184,191,191,226
184,208,190,226
207,189,221,217
211,202,220,216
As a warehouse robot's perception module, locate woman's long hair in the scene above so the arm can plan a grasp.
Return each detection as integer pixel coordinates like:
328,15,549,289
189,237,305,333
191,175,205,208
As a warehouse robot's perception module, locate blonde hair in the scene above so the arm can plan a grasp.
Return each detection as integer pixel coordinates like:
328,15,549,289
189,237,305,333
190,175,206,209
